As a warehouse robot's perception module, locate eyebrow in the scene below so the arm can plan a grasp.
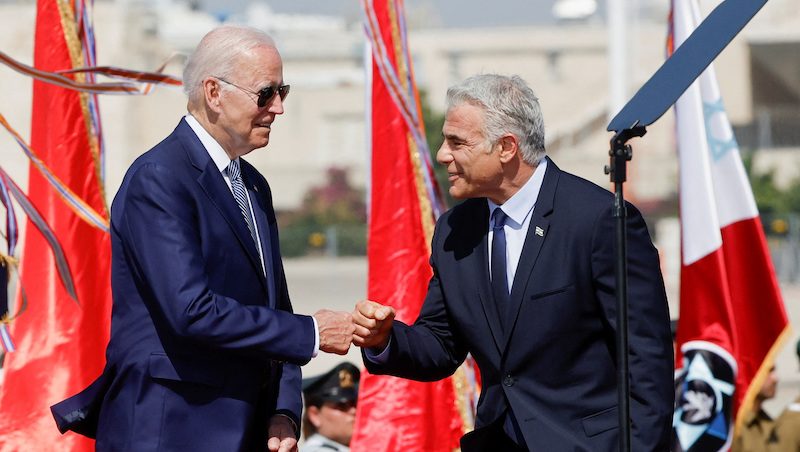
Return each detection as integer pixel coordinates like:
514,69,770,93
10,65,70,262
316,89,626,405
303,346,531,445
443,132,466,141
256,80,284,89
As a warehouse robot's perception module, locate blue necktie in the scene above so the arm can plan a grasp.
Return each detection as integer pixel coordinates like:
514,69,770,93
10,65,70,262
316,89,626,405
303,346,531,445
492,207,526,446
226,159,259,250
491,208,509,307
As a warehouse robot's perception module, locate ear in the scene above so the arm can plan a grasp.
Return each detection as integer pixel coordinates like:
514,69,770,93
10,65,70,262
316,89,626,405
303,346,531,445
203,77,224,113
497,134,520,163
307,405,322,428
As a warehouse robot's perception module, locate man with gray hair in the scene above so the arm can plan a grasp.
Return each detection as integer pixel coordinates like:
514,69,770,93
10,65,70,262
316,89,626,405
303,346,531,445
353,74,673,450
51,25,354,452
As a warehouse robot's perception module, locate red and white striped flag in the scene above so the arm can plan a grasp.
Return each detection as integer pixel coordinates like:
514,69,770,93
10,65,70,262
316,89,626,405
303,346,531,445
670,0,789,450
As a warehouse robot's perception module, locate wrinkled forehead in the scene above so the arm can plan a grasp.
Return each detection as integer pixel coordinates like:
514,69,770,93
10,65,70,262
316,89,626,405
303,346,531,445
232,45,283,82
446,99,488,119
445,102,487,126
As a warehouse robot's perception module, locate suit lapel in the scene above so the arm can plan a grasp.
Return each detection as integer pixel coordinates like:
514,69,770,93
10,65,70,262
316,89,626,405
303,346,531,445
178,120,267,293
243,166,278,308
477,233,506,354
502,158,560,350
460,200,505,354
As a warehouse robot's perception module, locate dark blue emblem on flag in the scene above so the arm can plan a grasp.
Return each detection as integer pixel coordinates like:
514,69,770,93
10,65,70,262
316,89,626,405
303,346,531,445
672,341,736,451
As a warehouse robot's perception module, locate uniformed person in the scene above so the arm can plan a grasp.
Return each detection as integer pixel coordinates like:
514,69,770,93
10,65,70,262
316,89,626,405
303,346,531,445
302,362,359,452
732,366,780,452
772,340,800,451
773,397,800,451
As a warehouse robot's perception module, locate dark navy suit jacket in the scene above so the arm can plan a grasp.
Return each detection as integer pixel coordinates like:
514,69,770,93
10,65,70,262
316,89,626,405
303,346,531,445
364,158,674,451
51,119,316,451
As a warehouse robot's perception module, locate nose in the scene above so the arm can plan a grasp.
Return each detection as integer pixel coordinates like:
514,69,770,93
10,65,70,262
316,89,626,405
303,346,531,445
436,143,452,165
267,93,285,115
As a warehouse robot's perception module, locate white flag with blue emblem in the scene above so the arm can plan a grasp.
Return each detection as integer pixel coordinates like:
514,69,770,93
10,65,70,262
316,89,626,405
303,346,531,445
670,0,789,451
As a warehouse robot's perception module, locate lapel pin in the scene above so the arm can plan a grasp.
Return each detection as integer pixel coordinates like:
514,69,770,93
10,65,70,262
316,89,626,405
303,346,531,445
535,226,544,237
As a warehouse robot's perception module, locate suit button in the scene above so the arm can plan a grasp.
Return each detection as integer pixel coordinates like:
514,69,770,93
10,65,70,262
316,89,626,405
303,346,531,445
503,374,514,387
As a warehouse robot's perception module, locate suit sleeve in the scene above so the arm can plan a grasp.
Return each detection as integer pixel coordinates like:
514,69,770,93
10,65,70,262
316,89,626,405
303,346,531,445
363,221,469,381
273,251,303,426
119,162,315,365
591,202,674,451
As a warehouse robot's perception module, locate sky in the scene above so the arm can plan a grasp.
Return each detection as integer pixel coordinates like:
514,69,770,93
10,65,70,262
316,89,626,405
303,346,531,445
195,0,673,30
198,0,572,28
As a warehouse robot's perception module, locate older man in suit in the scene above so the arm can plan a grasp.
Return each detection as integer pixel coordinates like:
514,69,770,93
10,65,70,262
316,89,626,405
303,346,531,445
353,74,674,451
51,26,354,452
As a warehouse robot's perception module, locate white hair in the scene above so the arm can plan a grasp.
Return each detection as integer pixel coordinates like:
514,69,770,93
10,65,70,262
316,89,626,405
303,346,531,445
446,74,546,165
182,25,276,103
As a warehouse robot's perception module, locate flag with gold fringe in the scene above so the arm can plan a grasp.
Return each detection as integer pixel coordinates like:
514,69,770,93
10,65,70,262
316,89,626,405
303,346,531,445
350,0,479,451
0,1,112,449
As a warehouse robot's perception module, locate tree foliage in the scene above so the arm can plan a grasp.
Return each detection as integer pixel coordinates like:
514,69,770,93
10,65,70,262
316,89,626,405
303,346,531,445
420,89,453,208
278,167,367,256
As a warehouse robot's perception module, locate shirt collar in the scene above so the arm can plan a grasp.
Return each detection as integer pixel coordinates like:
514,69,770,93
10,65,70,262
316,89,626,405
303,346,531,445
185,114,235,173
488,158,548,226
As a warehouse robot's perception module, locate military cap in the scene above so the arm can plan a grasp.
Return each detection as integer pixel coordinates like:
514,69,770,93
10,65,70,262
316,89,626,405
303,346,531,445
302,362,360,405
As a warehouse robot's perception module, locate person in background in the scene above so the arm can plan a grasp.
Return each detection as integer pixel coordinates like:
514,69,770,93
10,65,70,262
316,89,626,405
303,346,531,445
732,366,780,452
302,362,360,452
773,340,800,451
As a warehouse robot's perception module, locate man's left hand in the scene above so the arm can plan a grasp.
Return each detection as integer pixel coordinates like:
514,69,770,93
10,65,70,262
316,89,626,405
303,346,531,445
267,415,297,452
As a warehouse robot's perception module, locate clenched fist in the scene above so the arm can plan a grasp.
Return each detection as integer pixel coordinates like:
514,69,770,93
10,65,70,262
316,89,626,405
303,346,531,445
313,310,355,355
352,300,396,351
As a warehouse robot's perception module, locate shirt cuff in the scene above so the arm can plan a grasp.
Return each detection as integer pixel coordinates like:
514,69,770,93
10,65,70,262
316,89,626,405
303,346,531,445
364,336,392,364
312,316,319,358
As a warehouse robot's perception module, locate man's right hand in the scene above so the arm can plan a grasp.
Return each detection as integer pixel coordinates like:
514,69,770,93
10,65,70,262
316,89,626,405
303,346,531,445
352,300,396,351
313,310,355,355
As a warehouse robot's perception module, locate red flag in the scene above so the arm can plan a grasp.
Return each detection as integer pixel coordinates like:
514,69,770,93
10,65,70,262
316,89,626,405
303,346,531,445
351,1,474,451
670,0,789,450
0,1,111,450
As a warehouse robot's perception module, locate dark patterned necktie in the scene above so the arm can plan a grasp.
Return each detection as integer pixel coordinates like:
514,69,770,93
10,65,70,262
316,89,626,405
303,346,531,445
226,159,259,249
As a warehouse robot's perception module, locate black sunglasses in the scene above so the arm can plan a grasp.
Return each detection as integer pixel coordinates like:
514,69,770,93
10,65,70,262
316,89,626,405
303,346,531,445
214,77,290,108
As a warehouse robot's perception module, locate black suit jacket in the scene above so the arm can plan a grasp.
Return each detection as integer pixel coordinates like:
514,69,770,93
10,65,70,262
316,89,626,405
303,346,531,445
51,119,316,451
365,157,673,451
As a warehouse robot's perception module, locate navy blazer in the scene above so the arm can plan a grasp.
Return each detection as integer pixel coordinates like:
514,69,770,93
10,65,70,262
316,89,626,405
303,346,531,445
364,157,674,451
51,119,316,451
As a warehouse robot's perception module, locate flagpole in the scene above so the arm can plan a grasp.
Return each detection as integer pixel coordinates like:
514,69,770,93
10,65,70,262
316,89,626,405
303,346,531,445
605,125,645,452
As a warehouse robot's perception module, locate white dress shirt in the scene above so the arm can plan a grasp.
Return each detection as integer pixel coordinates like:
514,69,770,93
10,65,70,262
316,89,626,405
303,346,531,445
488,158,548,291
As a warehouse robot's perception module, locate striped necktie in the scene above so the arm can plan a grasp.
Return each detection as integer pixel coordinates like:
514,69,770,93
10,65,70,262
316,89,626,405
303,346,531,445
226,159,259,249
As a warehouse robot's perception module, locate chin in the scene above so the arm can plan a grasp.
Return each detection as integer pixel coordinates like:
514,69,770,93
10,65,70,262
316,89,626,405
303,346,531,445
449,187,467,199
249,140,270,151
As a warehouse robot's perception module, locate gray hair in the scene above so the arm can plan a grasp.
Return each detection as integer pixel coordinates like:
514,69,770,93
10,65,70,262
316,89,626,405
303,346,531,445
445,74,545,165
183,25,276,103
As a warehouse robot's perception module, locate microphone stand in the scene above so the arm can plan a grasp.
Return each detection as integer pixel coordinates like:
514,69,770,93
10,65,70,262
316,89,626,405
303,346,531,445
602,1,767,450
604,124,646,452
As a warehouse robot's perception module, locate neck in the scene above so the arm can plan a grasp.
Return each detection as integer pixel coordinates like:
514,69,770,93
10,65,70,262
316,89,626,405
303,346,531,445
188,105,238,160
490,160,536,205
